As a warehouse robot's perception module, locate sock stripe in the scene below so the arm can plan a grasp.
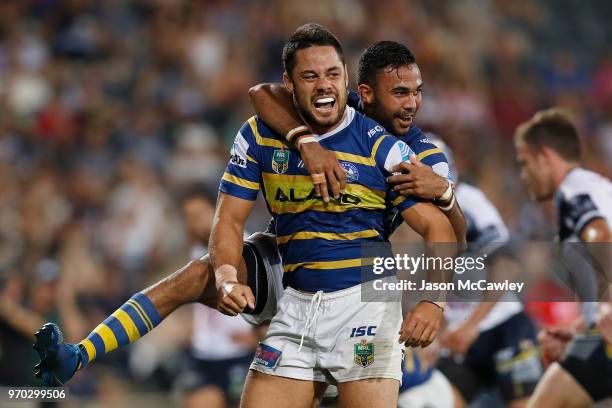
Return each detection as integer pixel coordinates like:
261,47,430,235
111,310,141,342
88,332,106,359
77,293,162,368
121,303,149,337
92,323,119,353
105,315,130,346
127,299,153,331
133,293,162,326
80,339,96,364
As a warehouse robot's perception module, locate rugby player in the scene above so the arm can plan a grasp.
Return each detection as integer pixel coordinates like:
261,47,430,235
513,108,612,407
246,41,467,406
425,137,541,408
248,42,466,245
32,31,459,398
211,25,456,408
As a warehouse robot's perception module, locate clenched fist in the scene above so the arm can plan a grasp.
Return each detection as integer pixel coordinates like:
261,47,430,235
217,281,255,316
399,301,444,347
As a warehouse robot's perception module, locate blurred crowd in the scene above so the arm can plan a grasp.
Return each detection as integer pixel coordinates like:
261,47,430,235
1,0,611,405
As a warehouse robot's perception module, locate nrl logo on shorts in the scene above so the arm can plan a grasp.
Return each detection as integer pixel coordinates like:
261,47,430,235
354,339,374,367
272,149,290,174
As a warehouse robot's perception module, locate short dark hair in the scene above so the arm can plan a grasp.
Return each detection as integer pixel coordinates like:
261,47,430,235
515,108,581,161
282,23,344,76
358,41,416,85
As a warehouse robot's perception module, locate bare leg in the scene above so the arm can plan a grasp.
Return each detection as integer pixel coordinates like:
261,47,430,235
450,384,466,408
143,254,248,317
184,385,227,408
240,370,327,408
337,378,399,408
527,363,592,408
508,398,529,408
34,252,250,385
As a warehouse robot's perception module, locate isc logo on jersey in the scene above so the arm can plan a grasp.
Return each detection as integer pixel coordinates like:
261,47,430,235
367,125,385,138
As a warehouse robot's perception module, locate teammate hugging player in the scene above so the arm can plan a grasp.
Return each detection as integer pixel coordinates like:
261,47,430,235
514,108,612,407
212,25,458,408
246,39,468,405
32,27,463,407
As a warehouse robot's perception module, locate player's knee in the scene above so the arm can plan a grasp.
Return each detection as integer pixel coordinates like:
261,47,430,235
183,385,225,408
155,258,212,303
507,398,528,408
183,258,212,293
187,258,210,281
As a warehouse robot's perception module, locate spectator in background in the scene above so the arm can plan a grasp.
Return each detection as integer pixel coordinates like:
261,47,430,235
0,270,42,386
0,259,85,386
175,188,258,408
166,123,226,189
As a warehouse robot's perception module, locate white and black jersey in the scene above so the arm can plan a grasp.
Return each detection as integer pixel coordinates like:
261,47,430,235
554,167,612,324
554,173,612,402
446,183,522,331
458,183,509,251
555,167,612,242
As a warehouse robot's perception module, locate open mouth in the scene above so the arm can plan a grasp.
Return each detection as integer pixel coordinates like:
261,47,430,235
397,115,414,126
313,96,336,113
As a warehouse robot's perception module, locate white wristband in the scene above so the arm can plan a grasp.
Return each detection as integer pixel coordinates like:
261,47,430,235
214,264,238,287
286,125,309,141
297,136,317,150
437,194,455,212
437,181,453,202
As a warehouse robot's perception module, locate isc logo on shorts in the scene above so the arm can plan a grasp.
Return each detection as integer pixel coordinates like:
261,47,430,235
350,326,377,337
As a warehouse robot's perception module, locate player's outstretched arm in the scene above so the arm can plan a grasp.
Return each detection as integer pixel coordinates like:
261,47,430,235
209,192,256,316
248,83,346,202
398,202,456,348
388,157,466,244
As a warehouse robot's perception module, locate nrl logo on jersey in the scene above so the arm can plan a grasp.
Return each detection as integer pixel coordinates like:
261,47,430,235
272,149,290,174
354,339,374,367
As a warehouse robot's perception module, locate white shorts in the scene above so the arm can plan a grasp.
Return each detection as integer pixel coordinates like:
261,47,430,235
250,283,403,383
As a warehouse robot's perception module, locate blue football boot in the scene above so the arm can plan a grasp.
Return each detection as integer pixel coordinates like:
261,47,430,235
33,323,82,386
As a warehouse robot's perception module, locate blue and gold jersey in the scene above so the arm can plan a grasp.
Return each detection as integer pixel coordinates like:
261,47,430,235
220,107,416,292
382,127,451,239
346,91,451,238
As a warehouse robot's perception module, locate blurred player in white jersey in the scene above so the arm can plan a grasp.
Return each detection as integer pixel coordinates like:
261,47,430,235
514,108,612,407
176,189,256,408
397,136,542,408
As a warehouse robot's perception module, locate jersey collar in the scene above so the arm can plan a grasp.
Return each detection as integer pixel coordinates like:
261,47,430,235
314,107,356,142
